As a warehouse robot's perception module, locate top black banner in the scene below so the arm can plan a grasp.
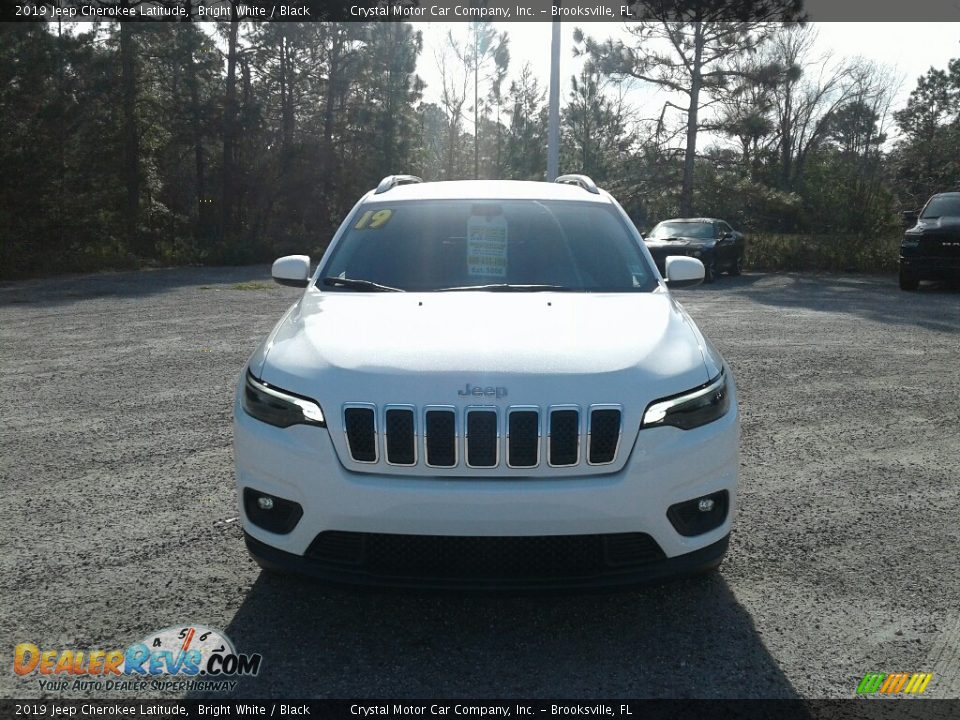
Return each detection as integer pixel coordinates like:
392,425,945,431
5,0,960,22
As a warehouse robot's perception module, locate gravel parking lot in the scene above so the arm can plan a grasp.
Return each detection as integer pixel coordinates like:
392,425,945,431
1,268,958,700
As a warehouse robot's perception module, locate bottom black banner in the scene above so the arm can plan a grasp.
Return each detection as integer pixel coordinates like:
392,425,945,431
1,700,958,720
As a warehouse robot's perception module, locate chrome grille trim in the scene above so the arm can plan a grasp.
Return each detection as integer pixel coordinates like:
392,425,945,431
506,405,541,469
423,405,458,469
547,404,582,467
338,402,623,471
464,406,500,469
382,404,417,467
587,404,624,466
342,403,378,464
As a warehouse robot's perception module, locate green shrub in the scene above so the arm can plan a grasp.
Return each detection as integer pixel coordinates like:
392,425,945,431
745,233,900,273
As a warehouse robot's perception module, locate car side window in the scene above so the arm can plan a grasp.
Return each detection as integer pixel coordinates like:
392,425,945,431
719,222,733,235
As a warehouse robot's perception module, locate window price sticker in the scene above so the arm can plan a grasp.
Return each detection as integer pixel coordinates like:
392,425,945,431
467,214,508,278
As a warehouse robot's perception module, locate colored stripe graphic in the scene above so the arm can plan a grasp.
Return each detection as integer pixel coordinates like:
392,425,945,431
880,673,908,693
857,673,886,694
904,673,933,694
856,672,932,694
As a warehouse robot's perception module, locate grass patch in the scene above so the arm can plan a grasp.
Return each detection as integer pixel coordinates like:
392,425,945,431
231,281,273,291
746,234,899,274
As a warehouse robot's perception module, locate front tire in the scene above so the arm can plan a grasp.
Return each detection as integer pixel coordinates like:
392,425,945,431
730,253,743,276
703,256,717,283
899,266,919,291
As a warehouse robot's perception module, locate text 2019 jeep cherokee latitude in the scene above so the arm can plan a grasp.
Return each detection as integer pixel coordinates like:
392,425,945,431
234,175,739,590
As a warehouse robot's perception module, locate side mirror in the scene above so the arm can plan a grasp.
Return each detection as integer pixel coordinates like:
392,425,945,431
721,231,734,241
901,210,918,227
271,255,311,287
664,256,705,288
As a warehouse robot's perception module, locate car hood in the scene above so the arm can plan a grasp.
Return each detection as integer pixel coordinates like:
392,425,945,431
909,216,960,236
252,290,715,411
644,237,716,249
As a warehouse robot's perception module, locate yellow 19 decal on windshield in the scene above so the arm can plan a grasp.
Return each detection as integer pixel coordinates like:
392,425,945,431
354,208,393,229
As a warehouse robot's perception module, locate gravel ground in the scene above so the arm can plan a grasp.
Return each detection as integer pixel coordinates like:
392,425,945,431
1,268,958,700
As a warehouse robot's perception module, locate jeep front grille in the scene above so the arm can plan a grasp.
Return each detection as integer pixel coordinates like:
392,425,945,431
425,407,457,468
340,403,623,471
548,407,580,466
466,409,498,468
507,409,540,468
343,405,377,463
588,407,622,464
384,406,416,466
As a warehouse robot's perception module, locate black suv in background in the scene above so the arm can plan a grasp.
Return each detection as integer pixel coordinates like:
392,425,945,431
644,218,745,283
900,192,960,290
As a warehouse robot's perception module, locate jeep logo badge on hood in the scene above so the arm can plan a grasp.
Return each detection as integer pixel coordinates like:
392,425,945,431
458,384,508,399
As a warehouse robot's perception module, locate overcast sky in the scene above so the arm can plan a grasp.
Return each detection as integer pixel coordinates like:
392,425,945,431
416,22,960,148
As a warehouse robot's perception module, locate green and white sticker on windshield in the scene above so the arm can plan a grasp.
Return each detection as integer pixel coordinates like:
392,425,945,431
466,214,507,278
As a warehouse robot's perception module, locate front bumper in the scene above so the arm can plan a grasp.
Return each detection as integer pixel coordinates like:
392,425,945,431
233,379,739,587
244,529,729,591
900,253,960,279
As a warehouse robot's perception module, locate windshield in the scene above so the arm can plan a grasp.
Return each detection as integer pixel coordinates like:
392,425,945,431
920,195,960,219
318,200,658,292
648,221,715,240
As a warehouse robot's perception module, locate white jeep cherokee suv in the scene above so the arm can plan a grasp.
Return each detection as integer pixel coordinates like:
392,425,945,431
234,175,738,589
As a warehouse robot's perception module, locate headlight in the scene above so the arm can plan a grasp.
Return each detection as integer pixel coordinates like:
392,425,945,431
642,371,730,430
241,371,325,428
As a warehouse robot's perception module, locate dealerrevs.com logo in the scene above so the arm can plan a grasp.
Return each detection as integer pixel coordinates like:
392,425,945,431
13,625,262,693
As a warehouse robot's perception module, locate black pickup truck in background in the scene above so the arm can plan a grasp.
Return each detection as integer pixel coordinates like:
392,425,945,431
900,192,960,290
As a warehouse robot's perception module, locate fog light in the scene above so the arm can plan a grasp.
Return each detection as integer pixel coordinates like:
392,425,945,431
243,488,302,534
667,490,729,537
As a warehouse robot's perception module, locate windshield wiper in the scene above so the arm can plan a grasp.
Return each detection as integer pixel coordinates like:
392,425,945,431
437,283,575,292
321,276,404,292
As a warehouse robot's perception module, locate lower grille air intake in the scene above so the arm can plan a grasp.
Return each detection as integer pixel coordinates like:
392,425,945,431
304,531,666,579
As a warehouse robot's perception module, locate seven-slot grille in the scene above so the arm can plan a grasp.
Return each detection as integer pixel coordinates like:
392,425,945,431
341,403,622,471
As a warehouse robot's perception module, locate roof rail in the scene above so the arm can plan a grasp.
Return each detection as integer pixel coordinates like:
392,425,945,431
554,174,599,194
375,175,423,194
